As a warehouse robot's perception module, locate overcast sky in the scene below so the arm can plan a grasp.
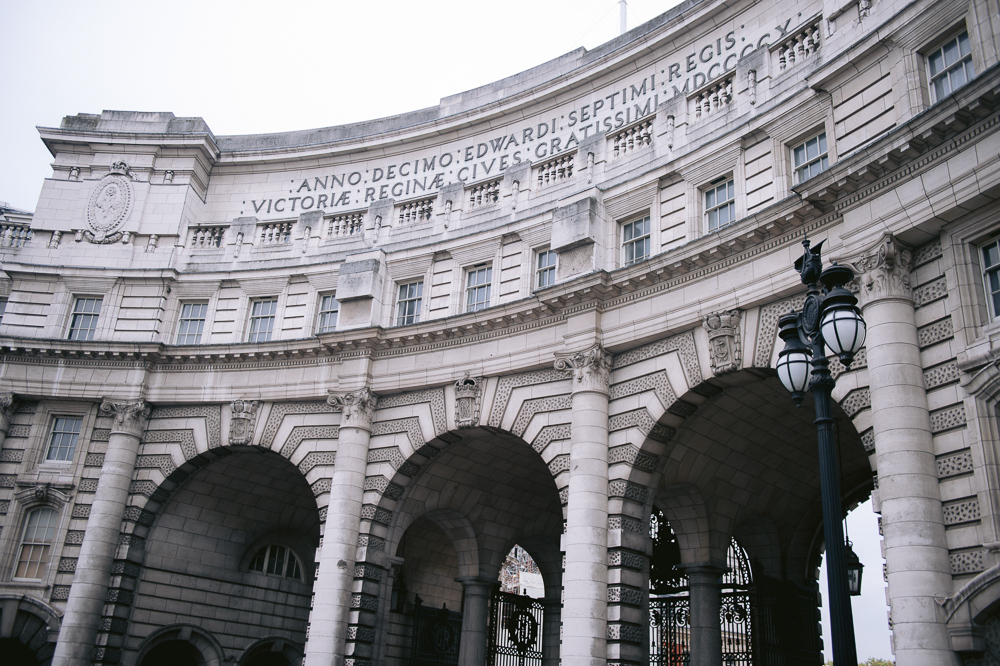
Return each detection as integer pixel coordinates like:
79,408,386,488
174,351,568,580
0,0,891,661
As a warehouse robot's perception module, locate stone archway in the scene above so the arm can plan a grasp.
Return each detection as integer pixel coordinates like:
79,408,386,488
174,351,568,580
0,595,62,665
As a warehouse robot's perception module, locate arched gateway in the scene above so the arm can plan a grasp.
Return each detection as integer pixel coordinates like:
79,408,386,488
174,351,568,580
1,0,998,664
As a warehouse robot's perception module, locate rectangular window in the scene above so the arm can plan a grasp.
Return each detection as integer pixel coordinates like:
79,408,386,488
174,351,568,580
247,299,278,343
46,416,82,462
928,31,974,103
176,303,208,345
67,297,102,341
396,281,423,326
793,132,829,183
536,249,557,289
14,508,58,580
982,238,1000,319
466,265,493,312
622,217,651,266
317,294,339,333
706,179,736,232
0,298,7,324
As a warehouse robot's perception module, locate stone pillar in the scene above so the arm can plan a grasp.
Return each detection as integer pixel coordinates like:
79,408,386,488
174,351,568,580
456,576,493,666
541,594,562,666
304,388,377,666
685,565,724,666
850,236,958,666
555,346,612,666
53,400,149,666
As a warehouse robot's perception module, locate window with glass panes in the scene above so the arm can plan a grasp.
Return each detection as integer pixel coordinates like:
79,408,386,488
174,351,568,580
928,31,974,103
317,294,339,333
705,179,735,231
466,265,492,312
13,508,58,580
247,299,278,342
622,217,651,266
396,281,423,326
176,303,207,344
793,133,829,183
536,249,556,289
0,298,7,324
982,238,1000,319
46,416,82,462
67,297,102,341
249,544,302,580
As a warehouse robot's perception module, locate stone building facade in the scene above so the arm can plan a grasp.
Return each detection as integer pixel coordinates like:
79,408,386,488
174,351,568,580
0,0,999,664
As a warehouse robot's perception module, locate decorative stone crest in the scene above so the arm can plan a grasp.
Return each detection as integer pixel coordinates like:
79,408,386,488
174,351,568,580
454,374,483,429
846,235,913,306
229,399,259,445
328,388,378,430
99,399,150,438
85,162,135,243
702,309,742,375
554,345,612,394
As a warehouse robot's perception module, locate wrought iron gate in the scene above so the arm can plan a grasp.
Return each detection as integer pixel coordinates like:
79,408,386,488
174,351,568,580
720,539,754,666
650,594,691,665
410,601,462,666
487,589,544,666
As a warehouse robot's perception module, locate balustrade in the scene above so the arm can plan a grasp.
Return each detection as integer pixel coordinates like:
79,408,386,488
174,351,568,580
612,118,653,158
0,223,32,248
188,226,225,248
694,78,733,119
468,180,500,208
535,154,575,186
327,212,363,238
777,24,820,71
398,197,434,225
258,222,293,246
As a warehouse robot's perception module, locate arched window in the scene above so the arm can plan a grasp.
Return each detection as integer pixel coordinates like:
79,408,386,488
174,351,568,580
248,544,302,581
13,507,58,580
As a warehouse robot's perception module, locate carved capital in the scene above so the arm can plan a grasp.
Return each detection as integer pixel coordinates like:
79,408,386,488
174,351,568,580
0,392,14,434
99,399,150,438
229,399,259,445
555,345,612,394
328,388,378,430
846,235,913,307
454,374,483,429
702,309,743,376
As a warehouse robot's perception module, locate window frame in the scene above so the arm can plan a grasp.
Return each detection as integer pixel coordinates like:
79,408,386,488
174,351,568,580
44,415,82,463
926,29,975,104
535,248,557,290
67,296,103,341
704,177,736,232
395,280,423,326
247,298,278,343
176,302,208,345
12,507,59,581
621,216,651,266
465,264,493,313
248,543,304,581
791,132,830,184
980,236,1000,321
316,294,339,334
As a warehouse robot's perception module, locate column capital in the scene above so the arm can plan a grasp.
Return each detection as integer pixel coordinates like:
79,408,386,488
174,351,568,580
455,575,497,592
99,399,150,438
0,392,15,434
555,345,612,395
327,387,378,430
844,234,913,307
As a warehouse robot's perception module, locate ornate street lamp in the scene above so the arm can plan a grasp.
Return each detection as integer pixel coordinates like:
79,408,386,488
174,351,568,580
776,238,865,666
845,540,864,596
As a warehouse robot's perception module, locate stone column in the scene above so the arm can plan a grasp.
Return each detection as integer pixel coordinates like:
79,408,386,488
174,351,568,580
541,593,562,666
304,388,377,666
53,399,149,666
685,565,724,666
455,576,493,666
850,236,958,666
555,346,612,666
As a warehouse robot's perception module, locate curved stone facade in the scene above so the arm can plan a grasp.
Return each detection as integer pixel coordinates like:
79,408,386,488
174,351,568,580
1,0,1000,664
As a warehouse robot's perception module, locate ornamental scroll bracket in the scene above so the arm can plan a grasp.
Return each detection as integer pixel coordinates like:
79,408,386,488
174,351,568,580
454,374,484,429
99,399,150,438
843,234,913,307
327,387,378,430
702,309,743,376
554,345,612,394
229,399,259,446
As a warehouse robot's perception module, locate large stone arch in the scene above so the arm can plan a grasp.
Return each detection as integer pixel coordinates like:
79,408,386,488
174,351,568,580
0,594,61,665
131,624,225,666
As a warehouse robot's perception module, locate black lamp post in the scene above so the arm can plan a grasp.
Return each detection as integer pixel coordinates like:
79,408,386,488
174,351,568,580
776,238,866,666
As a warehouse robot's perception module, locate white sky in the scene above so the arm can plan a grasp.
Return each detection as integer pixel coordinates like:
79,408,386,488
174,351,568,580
1,0,892,660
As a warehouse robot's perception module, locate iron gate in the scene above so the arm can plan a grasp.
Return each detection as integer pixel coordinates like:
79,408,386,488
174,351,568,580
649,594,691,665
487,589,544,666
410,601,462,666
